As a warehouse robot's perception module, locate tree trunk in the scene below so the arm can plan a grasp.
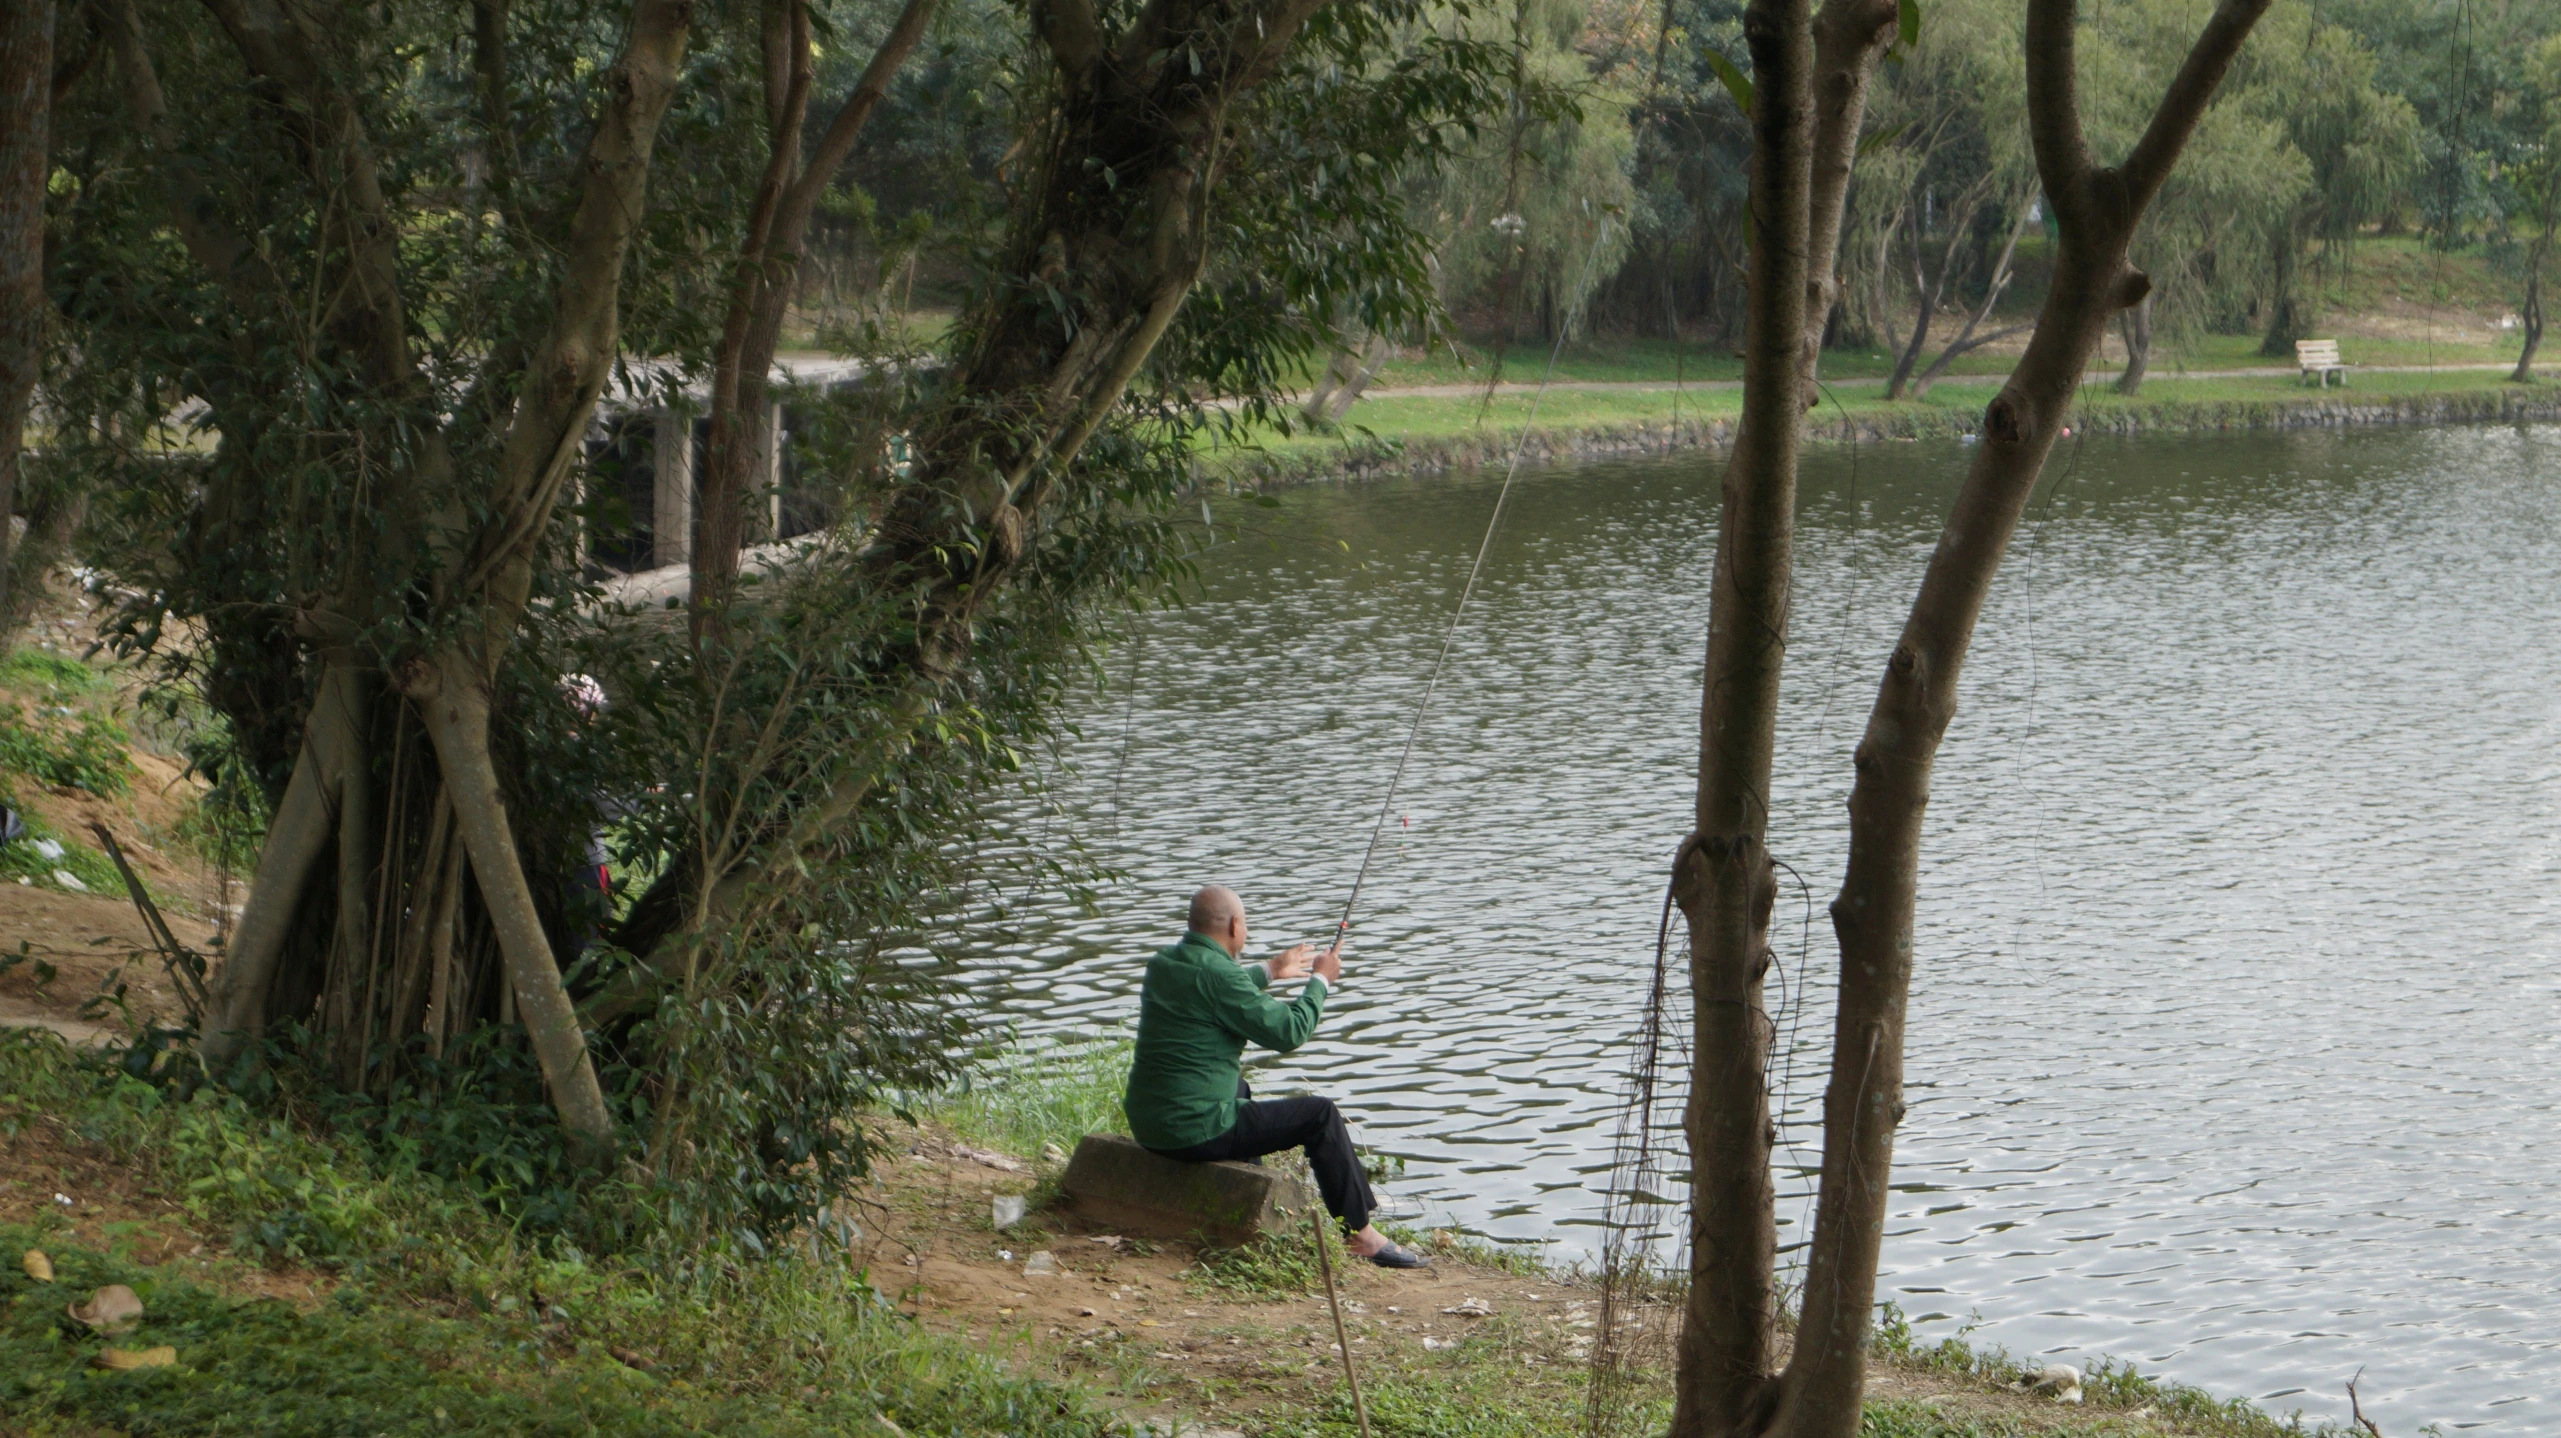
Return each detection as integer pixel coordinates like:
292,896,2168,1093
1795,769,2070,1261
200,658,366,1068
147,0,697,1146
1912,194,2036,400
2257,214,2303,356
409,654,614,1150
0,0,51,642
1797,0,1901,393
2116,288,2154,395
1883,215,1935,400
693,0,941,645
0,483,83,636
1886,179,1992,402
1773,6,2273,1437
1305,330,1395,425
1666,0,1815,1433
2511,246,2545,383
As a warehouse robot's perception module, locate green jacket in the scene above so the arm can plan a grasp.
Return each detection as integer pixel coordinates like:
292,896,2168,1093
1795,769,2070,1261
1123,931,1329,1151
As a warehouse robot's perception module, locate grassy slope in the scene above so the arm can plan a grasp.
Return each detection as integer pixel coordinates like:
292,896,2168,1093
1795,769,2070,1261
0,1027,2362,1437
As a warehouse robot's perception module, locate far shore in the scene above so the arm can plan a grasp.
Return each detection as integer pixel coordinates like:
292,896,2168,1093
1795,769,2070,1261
1218,361,2561,487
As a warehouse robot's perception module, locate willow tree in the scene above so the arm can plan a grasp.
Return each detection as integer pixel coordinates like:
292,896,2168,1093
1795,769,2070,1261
1671,0,2274,1434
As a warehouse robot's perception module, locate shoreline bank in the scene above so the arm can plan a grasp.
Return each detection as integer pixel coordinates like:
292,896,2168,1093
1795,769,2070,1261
1219,371,2561,487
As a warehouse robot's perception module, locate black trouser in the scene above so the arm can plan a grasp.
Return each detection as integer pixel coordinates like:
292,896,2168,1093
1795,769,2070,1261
1149,1079,1375,1233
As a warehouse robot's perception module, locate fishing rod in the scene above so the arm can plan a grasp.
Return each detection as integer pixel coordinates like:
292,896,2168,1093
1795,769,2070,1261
1330,218,1617,949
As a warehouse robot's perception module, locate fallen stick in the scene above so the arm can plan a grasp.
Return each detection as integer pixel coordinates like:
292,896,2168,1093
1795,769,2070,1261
2346,1367,2384,1437
1309,1208,1373,1438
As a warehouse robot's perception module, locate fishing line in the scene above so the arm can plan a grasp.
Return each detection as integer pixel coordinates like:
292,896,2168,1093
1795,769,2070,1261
1331,219,1617,942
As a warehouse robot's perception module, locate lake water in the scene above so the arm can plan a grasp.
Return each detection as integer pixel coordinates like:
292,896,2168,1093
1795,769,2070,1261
969,424,2561,1432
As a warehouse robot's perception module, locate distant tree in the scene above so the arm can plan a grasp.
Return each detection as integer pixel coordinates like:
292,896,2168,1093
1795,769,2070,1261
2246,19,2421,355
2507,36,2561,382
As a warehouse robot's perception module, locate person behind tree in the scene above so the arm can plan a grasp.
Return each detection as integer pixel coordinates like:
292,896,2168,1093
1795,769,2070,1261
1121,884,1426,1267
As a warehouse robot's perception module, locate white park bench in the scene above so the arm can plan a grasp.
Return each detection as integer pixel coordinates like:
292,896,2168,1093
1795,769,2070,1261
2296,338,2351,388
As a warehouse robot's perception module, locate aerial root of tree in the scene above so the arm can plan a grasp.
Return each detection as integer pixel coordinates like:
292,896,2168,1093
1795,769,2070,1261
202,659,368,1069
407,654,615,1153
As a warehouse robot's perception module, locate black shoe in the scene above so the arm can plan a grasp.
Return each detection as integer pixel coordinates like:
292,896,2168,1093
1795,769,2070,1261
1366,1242,1429,1269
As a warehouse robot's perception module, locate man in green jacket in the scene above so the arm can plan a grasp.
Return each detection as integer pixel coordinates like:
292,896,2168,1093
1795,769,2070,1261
1122,885,1425,1268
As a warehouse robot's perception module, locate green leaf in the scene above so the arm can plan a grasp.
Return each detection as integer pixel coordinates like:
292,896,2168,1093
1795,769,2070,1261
1704,48,1753,115
1856,121,1909,160
1898,0,1921,48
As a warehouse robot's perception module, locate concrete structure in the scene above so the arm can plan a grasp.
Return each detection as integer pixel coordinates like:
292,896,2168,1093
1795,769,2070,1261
1058,1134,1315,1247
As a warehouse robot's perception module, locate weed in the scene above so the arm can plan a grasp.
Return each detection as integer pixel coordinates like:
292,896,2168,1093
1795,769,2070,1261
0,702,135,797
1188,1222,1344,1298
0,649,107,695
931,1033,1133,1162
1871,1303,2339,1438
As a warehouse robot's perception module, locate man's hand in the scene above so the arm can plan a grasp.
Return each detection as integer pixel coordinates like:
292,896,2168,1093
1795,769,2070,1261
1312,944,1343,985
1267,943,1317,981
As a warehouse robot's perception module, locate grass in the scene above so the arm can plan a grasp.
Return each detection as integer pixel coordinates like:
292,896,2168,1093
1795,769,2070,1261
929,1033,1134,1163
1211,360,2561,485
0,1030,1145,1438
0,809,127,898
0,1028,2356,1438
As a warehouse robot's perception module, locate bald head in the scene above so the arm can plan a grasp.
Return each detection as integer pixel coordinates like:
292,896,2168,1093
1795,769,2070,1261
1188,885,1244,940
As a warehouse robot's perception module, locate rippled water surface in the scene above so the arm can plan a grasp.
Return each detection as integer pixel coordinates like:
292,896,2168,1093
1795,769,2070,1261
971,424,2561,1431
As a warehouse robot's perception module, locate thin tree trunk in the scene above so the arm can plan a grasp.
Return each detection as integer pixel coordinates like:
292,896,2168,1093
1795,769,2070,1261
1886,180,1991,401
693,0,939,643
1772,6,2274,1436
1912,194,2036,399
2116,288,2153,395
1667,0,1814,1432
1869,206,1899,362
1797,0,1901,392
0,0,51,641
1883,216,1935,399
2511,246,2545,383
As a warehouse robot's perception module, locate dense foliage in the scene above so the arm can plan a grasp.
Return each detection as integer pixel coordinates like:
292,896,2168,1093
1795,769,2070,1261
18,0,1510,1253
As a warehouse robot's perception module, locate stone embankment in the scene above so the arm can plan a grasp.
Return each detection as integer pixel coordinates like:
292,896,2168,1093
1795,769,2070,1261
1229,384,2561,487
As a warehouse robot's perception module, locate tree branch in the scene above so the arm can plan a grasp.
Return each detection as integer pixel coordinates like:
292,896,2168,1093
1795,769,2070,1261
2121,0,2277,210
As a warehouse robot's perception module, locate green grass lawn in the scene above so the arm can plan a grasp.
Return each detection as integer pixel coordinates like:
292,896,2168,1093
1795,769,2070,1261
1209,361,2560,481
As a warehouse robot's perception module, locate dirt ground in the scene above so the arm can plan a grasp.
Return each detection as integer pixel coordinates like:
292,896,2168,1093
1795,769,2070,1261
856,1133,2182,1437
2,574,227,1045
0,769,222,1044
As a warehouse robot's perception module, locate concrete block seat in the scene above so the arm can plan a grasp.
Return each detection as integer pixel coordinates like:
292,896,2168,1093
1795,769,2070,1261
1057,1134,1314,1248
